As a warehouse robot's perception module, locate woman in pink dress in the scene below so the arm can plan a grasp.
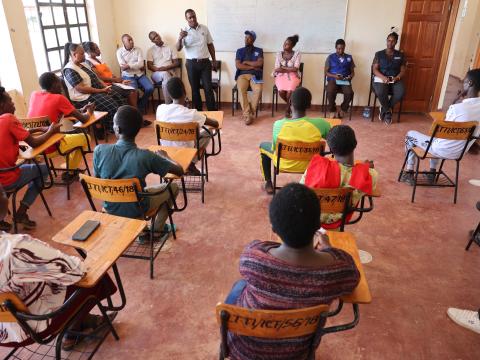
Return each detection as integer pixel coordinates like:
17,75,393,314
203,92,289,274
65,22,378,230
273,35,302,117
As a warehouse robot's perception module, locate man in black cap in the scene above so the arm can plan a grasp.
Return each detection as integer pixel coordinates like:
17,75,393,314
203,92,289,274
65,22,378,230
235,30,264,125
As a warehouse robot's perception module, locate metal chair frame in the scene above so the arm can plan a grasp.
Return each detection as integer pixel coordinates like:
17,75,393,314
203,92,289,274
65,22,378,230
149,59,183,112
80,176,178,279
231,83,263,117
367,72,403,123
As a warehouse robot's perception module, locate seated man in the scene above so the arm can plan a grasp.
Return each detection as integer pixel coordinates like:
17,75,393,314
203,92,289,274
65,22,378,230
325,38,355,118
259,87,331,194
0,186,117,350
156,77,219,175
224,183,360,359
301,125,378,229
372,31,406,124
0,87,61,231
147,31,180,105
116,34,154,119
28,72,94,181
235,30,263,125
401,68,480,185
94,105,184,233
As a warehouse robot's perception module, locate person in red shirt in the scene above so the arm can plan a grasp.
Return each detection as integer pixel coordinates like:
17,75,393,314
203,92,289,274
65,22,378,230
0,87,61,231
28,72,94,180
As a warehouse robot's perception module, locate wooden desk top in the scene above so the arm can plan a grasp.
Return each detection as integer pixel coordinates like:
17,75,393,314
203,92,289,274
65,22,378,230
52,211,146,288
19,133,65,160
72,111,108,129
325,118,342,127
199,111,224,129
148,145,197,174
429,111,445,122
327,231,372,304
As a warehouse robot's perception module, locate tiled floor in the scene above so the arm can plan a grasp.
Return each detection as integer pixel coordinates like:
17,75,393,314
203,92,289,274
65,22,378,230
2,106,479,359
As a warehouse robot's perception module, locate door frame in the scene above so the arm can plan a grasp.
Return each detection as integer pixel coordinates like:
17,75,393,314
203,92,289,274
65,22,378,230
430,0,460,110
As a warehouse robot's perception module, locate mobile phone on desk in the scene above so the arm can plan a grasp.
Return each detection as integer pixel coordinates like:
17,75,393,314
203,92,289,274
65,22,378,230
72,220,100,241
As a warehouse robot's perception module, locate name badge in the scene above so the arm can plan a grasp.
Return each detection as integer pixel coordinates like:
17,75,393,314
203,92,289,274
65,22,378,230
254,52,259,56
339,58,344,63
347,57,351,62
394,57,402,60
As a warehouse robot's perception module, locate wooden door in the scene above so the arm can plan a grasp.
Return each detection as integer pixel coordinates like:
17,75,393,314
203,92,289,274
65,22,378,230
400,0,456,112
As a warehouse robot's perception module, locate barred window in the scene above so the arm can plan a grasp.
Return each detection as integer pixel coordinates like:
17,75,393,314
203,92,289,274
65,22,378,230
24,0,91,73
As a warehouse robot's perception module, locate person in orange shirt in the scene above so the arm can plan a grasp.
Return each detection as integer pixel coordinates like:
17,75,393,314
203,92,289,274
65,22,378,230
83,41,137,108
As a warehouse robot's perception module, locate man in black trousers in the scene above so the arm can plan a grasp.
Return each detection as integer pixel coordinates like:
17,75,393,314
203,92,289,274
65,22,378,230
176,9,217,111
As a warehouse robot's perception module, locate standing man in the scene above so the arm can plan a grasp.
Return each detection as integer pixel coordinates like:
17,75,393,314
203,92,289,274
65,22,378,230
147,31,180,105
325,39,355,119
116,34,154,120
235,30,263,125
176,9,217,111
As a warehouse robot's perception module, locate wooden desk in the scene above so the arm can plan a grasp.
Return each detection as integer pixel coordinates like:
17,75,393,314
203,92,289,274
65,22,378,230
52,210,146,288
325,118,342,127
327,231,372,304
148,145,197,174
19,133,65,160
71,111,108,129
199,110,224,129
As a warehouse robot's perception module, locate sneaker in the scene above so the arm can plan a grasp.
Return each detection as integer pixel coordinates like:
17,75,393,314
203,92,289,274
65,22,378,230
399,171,415,186
423,172,436,184
447,308,480,334
384,111,393,125
264,181,274,195
186,164,202,176
337,110,345,119
0,220,12,232
143,119,152,127
378,109,385,122
16,213,36,229
61,171,79,182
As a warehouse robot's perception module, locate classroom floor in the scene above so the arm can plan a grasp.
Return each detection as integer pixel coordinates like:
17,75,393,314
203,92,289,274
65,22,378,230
2,105,480,359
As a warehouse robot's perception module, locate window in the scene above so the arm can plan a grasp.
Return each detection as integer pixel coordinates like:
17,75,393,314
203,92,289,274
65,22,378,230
23,0,91,73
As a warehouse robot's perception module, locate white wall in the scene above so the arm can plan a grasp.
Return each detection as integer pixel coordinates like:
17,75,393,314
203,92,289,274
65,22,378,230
100,0,406,106
0,0,39,116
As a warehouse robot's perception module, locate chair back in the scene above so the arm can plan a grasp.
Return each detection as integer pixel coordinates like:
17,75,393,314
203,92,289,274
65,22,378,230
429,120,478,140
18,116,51,130
155,121,199,145
0,292,29,323
275,138,325,162
214,60,222,83
79,174,141,206
311,187,353,214
216,302,329,339
299,62,305,85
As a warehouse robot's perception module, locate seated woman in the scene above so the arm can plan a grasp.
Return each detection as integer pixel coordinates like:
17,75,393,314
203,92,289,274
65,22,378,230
372,31,406,124
325,39,355,118
62,42,126,135
400,68,480,185
301,125,378,230
82,41,137,108
273,35,301,118
225,183,360,359
28,72,93,181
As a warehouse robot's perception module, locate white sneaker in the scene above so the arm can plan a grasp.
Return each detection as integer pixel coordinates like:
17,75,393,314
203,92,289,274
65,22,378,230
469,179,480,187
447,308,480,334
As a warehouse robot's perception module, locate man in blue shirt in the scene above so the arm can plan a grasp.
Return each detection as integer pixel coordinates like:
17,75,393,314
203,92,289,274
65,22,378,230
93,105,184,232
235,30,263,125
325,39,355,119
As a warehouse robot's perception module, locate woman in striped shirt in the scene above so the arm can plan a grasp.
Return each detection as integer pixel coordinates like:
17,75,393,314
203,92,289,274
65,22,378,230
225,183,360,359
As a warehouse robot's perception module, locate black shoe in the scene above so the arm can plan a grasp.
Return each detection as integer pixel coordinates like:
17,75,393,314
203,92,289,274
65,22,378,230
422,172,436,184
399,171,415,186
61,171,79,182
384,111,393,125
143,119,152,127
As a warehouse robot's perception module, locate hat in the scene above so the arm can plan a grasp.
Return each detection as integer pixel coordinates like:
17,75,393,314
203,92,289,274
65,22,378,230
244,30,256,41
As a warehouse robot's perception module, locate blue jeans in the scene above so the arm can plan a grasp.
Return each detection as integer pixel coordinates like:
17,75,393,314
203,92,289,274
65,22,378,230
122,74,154,112
3,164,48,209
225,279,247,305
